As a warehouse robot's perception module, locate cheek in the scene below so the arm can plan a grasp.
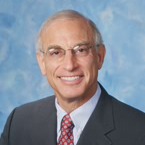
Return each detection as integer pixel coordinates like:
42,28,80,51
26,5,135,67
44,61,59,82
82,56,98,81
89,62,98,79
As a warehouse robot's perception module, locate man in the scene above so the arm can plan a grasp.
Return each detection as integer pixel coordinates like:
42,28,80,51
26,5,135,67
0,10,145,145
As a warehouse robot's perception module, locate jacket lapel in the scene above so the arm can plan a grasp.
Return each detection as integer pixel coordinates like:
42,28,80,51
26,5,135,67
31,96,57,145
77,85,114,145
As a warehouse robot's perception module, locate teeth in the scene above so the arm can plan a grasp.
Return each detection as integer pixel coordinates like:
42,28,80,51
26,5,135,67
61,76,80,81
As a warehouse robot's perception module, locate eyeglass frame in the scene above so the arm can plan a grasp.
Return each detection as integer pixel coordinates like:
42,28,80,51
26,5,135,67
39,42,100,60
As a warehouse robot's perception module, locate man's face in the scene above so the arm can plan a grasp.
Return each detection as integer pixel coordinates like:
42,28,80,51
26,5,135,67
37,18,105,103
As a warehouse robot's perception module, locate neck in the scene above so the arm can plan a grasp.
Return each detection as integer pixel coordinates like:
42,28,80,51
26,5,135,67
57,98,83,113
56,83,98,113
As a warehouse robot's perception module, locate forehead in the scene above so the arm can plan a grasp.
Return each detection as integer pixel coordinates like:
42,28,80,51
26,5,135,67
40,18,94,49
43,17,90,32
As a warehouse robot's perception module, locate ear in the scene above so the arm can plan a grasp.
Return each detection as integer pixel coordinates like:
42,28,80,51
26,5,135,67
97,44,106,70
36,51,46,75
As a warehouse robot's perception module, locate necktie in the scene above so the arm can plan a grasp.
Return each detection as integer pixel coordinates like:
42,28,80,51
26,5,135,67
58,114,74,145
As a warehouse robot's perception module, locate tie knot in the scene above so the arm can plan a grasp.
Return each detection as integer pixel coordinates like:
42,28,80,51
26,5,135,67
61,114,74,130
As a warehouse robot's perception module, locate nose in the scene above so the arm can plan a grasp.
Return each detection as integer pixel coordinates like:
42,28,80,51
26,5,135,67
62,51,78,71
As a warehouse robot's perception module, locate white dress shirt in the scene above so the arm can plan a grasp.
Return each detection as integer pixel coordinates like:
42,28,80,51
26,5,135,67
55,84,101,145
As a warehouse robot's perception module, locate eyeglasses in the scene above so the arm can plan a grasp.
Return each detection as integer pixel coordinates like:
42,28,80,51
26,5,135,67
40,43,99,61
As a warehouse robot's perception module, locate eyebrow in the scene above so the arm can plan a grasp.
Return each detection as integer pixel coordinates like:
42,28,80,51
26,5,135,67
47,41,91,50
73,41,90,48
47,45,61,50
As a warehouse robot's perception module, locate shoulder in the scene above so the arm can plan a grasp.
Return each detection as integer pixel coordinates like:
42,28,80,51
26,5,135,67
16,95,55,110
111,96,145,122
98,83,145,144
110,96,145,142
109,95,145,141
99,83,145,121
100,83,145,132
11,95,56,120
0,96,57,144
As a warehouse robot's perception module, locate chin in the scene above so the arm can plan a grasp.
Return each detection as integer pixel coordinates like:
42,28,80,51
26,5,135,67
56,91,84,101
63,93,82,99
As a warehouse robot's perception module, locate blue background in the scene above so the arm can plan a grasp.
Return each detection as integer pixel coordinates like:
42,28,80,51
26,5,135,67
0,0,145,133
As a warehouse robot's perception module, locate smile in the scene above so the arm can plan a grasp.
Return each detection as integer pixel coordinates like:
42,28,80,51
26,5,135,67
60,76,80,81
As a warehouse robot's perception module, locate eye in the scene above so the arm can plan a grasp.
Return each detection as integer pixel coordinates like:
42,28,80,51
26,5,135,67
78,45,88,52
74,44,89,56
48,48,63,56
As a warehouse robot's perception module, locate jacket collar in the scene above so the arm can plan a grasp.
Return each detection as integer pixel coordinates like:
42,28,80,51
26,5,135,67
76,84,114,145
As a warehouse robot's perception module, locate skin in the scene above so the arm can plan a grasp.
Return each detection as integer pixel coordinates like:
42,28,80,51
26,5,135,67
37,18,106,113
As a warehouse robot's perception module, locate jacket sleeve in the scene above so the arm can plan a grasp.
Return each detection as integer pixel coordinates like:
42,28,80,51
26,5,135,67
0,109,16,145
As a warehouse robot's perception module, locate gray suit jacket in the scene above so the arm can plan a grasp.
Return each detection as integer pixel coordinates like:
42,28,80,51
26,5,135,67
0,85,145,145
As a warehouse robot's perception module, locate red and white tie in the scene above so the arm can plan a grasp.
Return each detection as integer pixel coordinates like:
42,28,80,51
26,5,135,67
58,114,74,145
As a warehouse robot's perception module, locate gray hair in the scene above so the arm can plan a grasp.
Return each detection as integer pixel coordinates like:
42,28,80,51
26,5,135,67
36,10,103,51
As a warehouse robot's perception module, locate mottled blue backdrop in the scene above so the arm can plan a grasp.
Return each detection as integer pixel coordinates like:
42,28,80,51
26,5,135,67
0,0,145,133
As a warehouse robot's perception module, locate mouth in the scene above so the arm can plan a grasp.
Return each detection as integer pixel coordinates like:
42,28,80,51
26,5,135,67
60,76,80,81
